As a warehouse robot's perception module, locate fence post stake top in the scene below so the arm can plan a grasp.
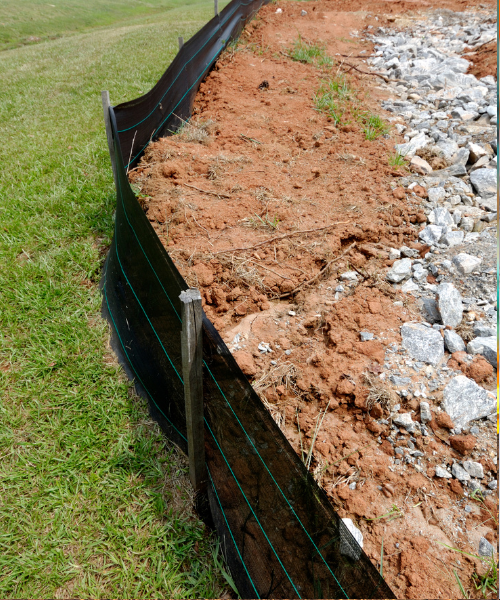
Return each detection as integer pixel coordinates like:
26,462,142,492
179,288,206,492
214,0,218,17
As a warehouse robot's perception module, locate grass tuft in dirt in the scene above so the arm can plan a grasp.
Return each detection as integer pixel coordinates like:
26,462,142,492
388,151,407,169
313,75,354,124
288,35,333,67
357,112,389,140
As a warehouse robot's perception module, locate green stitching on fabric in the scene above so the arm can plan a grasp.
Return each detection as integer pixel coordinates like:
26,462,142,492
204,366,349,599
207,468,261,599
205,420,302,598
103,268,187,443
112,235,183,383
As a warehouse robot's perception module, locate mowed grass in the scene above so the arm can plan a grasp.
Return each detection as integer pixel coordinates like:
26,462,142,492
0,1,232,598
0,0,211,51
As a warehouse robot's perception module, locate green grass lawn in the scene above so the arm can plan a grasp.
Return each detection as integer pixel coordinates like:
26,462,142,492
0,1,232,597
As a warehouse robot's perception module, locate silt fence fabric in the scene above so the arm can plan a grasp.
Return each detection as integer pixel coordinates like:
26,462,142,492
101,1,395,597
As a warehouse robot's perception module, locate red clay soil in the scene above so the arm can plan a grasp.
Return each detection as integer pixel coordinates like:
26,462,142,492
130,3,498,598
466,40,498,79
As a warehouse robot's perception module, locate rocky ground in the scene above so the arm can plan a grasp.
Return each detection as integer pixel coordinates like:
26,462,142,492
129,2,497,597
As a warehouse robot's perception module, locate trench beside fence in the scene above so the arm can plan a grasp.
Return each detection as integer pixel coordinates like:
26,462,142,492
100,0,395,597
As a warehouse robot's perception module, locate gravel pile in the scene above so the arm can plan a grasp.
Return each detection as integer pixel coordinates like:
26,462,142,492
358,10,497,504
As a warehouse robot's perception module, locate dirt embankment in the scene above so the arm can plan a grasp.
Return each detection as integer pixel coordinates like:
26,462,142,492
129,2,498,598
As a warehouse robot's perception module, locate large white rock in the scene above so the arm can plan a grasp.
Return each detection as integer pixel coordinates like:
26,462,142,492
427,186,447,204
452,253,482,274
419,225,444,245
467,336,497,368
395,131,428,158
470,168,497,198
444,330,465,353
468,142,488,164
428,207,454,227
340,518,363,560
442,376,496,428
436,283,463,328
387,258,412,283
441,230,464,247
401,322,444,365
463,461,484,479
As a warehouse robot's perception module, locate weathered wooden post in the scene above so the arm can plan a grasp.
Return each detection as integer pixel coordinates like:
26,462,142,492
214,0,218,16
178,36,184,50
101,90,117,186
180,288,206,492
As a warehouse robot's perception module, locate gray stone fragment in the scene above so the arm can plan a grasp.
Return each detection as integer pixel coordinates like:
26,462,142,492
467,336,497,367
427,186,446,204
470,168,497,197
393,413,414,428
401,279,419,293
442,376,496,428
452,463,471,482
487,480,497,490
395,131,428,158
435,466,452,478
387,258,412,283
441,230,464,247
468,142,488,164
463,460,484,479
420,401,432,423
422,298,441,324
478,537,494,557
360,331,374,342
444,330,465,353
419,225,444,245
460,216,474,232
477,196,498,212
427,164,467,179
340,518,363,560
437,283,463,328
428,207,454,227
452,253,482,274
340,271,358,281
436,139,459,161
401,322,444,365
452,147,470,165
473,322,496,338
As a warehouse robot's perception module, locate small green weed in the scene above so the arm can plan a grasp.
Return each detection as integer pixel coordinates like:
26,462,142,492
357,112,389,140
472,557,498,598
388,151,407,168
288,35,333,67
245,213,280,230
313,75,353,124
366,504,404,522
438,542,498,599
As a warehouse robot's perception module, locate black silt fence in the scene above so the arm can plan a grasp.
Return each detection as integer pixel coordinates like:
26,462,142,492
101,1,395,597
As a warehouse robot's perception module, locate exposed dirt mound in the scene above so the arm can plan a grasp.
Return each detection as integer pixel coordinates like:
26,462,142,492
129,3,498,597
466,40,497,79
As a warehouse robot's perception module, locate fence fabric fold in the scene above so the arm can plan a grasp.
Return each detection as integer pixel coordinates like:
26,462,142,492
101,1,395,597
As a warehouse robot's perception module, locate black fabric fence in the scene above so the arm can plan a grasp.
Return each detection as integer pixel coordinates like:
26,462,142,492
101,1,395,597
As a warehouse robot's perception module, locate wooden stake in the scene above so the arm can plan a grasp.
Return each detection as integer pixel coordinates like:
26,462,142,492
214,0,218,16
101,90,117,187
180,288,206,492
178,36,184,50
